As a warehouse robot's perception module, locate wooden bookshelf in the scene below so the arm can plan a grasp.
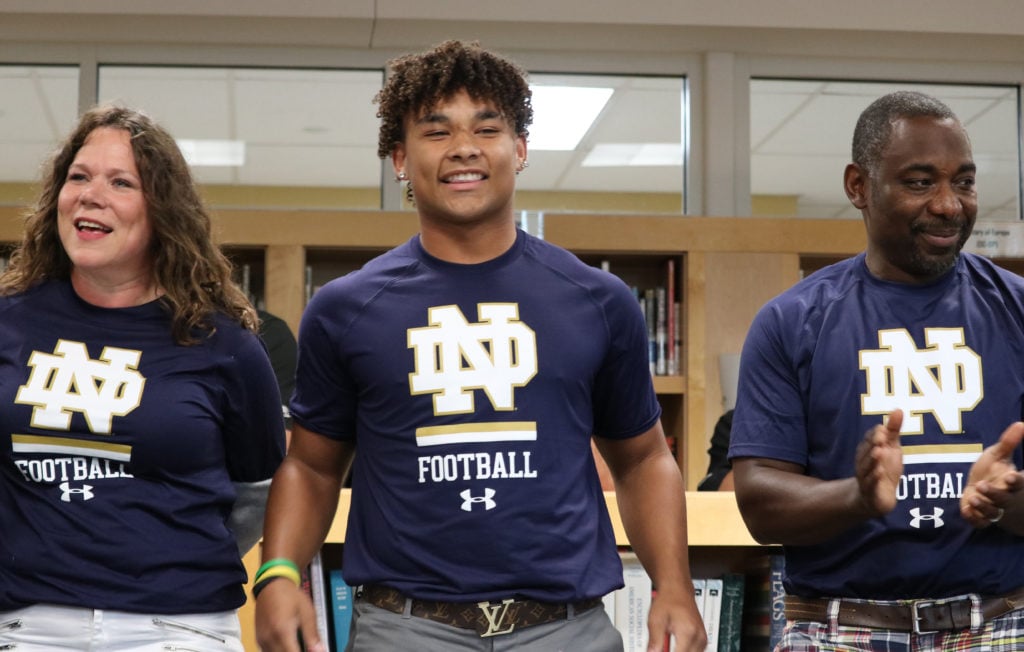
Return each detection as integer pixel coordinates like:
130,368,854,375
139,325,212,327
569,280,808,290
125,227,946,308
0,205,869,487
0,205,860,651
238,490,767,650
205,209,866,489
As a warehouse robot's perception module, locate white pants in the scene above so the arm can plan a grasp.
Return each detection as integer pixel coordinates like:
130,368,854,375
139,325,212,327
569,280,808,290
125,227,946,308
0,603,244,651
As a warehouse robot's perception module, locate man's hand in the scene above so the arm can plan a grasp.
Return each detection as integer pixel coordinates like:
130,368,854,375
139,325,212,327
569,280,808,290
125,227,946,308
961,421,1024,529
254,578,327,652
646,586,707,652
854,409,904,516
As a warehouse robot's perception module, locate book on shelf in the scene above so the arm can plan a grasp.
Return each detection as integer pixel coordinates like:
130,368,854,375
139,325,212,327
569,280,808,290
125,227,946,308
297,544,354,652
616,556,653,652
666,258,677,375
692,570,765,652
304,265,313,304
328,569,353,651
308,551,330,649
769,553,786,650
671,300,679,376
642,288,657,375
691,578,707,651
737,553,786,651
240,263,251,299
716,573,745,652
655,285,668,376
741,557,772,652
703,577,723,652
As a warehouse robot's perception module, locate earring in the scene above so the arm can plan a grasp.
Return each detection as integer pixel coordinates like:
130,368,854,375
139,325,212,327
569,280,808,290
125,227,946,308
516,159,529,174
396,171,408,182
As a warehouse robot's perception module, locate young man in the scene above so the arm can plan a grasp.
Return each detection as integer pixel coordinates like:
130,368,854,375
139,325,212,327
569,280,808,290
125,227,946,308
254,41,705,652
730,90,1024,651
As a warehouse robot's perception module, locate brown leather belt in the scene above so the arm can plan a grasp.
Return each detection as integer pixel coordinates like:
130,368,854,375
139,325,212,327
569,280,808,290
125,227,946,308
786,588,1024,634
358,583,604,637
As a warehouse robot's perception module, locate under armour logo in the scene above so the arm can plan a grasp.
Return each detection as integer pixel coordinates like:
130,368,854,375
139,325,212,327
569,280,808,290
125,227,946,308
16,340,145,434
461,488,497,511
408,304,537,415
909,507,945,528
860,328,982,434
59,481,94,502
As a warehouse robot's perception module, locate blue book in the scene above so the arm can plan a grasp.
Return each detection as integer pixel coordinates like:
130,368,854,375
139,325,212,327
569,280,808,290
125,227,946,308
329,569,354,651
769,554,786,650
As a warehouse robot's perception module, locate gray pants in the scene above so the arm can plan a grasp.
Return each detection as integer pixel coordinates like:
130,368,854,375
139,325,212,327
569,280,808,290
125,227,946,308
345,598,624,652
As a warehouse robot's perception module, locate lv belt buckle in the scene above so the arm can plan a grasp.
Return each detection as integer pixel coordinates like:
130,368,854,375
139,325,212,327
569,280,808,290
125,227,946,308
477,598,516,637
911,600,938,635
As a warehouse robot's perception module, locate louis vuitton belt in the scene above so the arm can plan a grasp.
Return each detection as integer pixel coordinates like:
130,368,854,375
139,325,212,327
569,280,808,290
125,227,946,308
358,583,604,638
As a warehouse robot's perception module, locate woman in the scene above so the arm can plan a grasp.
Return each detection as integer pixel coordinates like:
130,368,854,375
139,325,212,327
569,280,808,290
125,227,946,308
0,105,285,650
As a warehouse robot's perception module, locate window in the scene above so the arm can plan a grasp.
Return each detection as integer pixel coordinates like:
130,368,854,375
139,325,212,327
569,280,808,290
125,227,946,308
98,66,384,209
751,79,1021,221
521,73,687,214
0,65,79,191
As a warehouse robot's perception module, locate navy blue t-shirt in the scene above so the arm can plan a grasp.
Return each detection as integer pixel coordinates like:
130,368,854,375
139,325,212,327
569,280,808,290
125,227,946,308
292,230,660,602
0,280,285,613
730,253,1024,599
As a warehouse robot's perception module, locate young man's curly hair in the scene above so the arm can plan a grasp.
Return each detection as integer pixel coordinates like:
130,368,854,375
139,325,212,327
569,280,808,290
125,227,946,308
374,40,534,159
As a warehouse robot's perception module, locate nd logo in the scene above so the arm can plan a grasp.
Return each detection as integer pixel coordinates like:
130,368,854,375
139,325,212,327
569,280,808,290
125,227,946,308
15,340,145,434
860,328,981,434
407,304,537,415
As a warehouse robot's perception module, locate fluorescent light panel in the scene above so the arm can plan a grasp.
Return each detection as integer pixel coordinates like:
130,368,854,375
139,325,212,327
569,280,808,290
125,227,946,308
529,85,613,151
177,139,245,167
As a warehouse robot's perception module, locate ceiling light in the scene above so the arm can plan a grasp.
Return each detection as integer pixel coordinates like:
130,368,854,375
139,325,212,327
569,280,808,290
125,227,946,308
176,139,246,167
582,143,682,167
528,85,613,150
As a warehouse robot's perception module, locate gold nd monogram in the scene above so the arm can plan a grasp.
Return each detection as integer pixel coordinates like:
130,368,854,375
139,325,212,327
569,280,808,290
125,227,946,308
408,303,538,416
15,340,145,434
860,327,982,435
477,598,516,637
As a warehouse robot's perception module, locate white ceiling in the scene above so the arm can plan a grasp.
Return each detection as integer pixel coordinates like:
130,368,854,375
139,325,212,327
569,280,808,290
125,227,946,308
752,80,1021,220
1,65,1019,220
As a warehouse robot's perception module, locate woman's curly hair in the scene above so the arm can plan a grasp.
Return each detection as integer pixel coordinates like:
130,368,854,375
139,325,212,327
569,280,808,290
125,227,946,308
374,40,534,159
1,104,257,345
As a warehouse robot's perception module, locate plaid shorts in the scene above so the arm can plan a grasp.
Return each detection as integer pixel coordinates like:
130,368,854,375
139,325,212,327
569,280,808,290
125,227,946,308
777,602,1024,652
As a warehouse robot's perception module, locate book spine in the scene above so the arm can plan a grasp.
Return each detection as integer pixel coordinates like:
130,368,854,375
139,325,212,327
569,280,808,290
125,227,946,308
643,288,657,375
741,558,771,652
716,573,745,652
655,285,667,375
693,577,707,626
616,558,653,652
329,569,353,651
309,551,330,649
666,258,676,375
769,554,786,650
703,578,723,652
